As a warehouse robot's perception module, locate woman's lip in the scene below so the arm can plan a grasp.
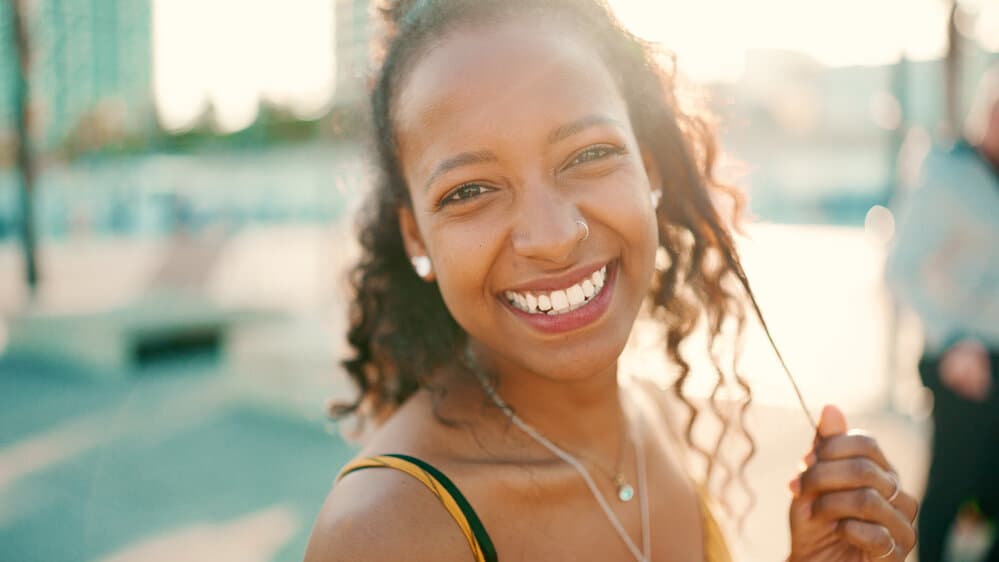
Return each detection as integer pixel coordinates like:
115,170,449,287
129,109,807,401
500,261,617,334
499,261,609,294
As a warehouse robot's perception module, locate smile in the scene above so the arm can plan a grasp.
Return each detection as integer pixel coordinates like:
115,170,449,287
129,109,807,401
499,261,616,335
503,265,607,316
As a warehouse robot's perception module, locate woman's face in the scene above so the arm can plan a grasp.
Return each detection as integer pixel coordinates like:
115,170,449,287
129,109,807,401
395,20,661,381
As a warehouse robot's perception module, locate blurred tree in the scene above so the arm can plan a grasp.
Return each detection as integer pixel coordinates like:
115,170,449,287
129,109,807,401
11,0,39,292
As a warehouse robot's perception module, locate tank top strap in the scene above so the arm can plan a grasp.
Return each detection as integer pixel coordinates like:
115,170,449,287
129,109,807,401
337,454,498,562
694,482,734,562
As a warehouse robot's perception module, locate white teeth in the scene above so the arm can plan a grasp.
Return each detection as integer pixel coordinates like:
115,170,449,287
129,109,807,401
550,290,569,311
505,265,610,316
592,268,605,288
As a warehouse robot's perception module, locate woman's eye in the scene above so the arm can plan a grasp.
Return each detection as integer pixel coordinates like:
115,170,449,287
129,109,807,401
567,145,624,167
441,183,491,207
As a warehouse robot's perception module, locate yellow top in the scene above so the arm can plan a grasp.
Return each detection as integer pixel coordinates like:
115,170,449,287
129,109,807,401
337,453,732,562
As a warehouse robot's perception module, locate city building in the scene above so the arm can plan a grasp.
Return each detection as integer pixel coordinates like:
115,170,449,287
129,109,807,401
0,0,153,152
333,0,373,107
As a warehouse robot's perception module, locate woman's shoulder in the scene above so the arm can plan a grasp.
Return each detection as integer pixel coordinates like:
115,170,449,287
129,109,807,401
304,456,475,562
305,392,487,562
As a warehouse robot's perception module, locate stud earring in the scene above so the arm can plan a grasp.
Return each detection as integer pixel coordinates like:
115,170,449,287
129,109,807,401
411,255,432,278
650,190,663,209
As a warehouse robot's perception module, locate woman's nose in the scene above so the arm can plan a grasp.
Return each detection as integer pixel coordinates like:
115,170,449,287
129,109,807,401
510,188,584,264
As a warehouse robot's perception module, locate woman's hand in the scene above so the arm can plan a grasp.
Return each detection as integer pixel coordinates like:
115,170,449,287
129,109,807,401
787,405,919,561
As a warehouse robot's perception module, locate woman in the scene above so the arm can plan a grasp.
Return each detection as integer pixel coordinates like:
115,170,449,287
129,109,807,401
306,1,919,560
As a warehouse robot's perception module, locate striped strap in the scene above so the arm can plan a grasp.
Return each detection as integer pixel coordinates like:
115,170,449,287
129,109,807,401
340,455,729,562
337,454,497,562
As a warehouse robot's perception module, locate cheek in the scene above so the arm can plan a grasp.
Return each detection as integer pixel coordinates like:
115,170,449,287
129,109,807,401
426,220,505,321
585,171,658,267
611,188,658,299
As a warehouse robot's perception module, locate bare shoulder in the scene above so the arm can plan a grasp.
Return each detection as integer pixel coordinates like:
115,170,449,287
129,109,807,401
304,462,475,562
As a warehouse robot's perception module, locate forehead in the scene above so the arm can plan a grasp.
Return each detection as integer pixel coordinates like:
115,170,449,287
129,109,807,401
394,21,629,155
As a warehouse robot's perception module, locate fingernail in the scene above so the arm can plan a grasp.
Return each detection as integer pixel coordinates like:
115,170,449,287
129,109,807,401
805,452,817,466
788,476,801,496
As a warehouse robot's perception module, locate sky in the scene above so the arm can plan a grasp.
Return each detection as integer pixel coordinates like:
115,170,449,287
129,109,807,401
152,0,997,133
152,0,335,133
608,0,953,82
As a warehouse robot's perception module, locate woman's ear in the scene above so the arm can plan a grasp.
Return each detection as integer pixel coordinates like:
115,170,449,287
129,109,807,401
398,206,435,280
640,147,663,205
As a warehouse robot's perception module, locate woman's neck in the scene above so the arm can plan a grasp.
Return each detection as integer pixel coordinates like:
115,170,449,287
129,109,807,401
458,342,630,462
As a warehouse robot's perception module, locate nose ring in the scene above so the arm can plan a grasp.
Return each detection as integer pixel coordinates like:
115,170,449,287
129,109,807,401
576,219,589,242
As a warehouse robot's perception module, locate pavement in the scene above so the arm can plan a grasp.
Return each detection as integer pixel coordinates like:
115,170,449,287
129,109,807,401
0,354,356,562
0,222,992,561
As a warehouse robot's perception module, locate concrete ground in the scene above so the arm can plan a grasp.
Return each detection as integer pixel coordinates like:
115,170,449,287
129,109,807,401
0,354,357,562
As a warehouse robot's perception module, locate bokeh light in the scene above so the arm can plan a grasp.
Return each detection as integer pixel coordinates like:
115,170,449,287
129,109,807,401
864,204,896,244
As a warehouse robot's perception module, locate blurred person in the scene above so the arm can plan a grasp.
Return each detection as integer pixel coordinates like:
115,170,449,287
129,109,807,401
306,1,919,560
887,64,999,562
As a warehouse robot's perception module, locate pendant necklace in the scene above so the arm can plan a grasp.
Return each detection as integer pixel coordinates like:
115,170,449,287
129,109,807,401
469,359,652,562
575,408,635,503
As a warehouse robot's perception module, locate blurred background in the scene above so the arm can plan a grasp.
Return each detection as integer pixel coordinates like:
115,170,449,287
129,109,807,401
0,0,996,561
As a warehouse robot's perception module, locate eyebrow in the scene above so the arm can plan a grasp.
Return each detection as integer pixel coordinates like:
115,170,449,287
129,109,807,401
424,150,498,192
547,114,624,145
422,114,624,191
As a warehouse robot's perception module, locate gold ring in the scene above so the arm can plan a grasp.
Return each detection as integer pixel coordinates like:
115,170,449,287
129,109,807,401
576,219,589,241
886,473,900,503
874,538,896,559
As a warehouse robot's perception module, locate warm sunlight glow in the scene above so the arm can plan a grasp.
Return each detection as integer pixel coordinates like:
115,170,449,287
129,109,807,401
608,0,949,83
148,1,990,133
972,0,999,51
153,0,335,133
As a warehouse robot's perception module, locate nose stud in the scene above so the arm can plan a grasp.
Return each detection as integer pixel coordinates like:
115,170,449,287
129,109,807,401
576,219,589,242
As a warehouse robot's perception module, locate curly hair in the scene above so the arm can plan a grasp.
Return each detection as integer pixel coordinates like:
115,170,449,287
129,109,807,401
334,0,794,530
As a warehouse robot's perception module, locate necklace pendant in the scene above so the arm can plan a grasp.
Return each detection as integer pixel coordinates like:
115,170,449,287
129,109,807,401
617,482,635,502
613,474,634,502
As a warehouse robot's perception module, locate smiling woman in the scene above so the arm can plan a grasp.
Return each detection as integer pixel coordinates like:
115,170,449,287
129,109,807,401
304,1,919,561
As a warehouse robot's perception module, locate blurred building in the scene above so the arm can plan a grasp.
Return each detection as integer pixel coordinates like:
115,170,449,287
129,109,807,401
713,46,998,224
0,2,18,146
0,0,153,152
333,0,373,106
